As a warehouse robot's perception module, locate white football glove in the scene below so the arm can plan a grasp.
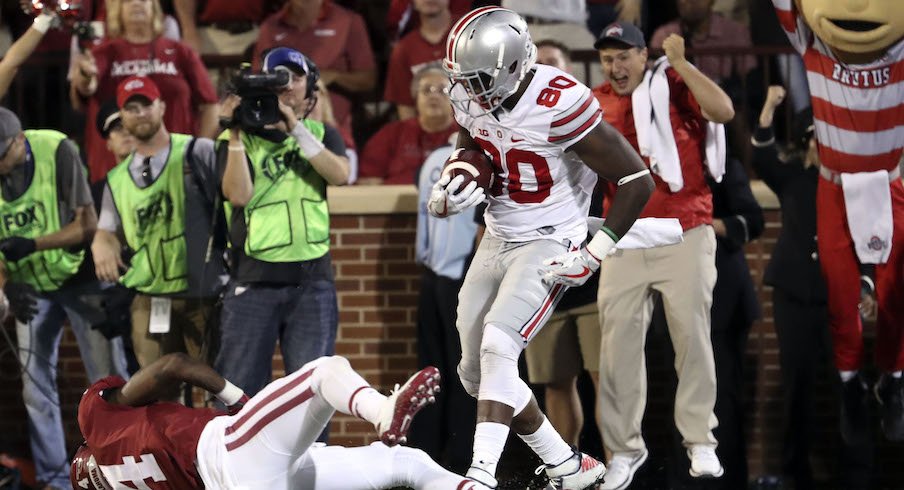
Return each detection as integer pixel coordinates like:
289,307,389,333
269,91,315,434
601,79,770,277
541,230,617,287
427,173,486,218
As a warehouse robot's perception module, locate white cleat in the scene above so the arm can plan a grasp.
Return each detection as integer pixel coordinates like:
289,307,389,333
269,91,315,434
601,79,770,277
465,466,498,489
539,451,606,490
376,366,441,446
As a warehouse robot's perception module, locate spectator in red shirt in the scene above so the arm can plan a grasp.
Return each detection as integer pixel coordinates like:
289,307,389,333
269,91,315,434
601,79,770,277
386,0,472,40
650,0,756,85
253,0,377,139
173,0,280,55
70,0,219,183
384,0,455,120
359,66,456,185
590,21,735,490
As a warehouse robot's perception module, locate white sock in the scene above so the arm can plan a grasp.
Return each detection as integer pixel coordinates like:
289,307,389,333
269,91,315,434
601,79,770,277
839,370,858,382
892,371,903,379
315,356,386,424
518,417,575,467
471,421,510,476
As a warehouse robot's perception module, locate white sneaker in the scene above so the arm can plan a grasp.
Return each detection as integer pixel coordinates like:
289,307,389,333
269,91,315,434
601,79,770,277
375,366,441,446
598,449,648,490
539,451,606,489
687,445,724,478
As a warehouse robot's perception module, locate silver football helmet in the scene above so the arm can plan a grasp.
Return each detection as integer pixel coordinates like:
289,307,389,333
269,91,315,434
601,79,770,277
443,7,537,115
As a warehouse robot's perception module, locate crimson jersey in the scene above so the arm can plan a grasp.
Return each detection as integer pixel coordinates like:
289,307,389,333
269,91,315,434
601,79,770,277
451,64,600,244
77,376,222,489
85,37,218,182
773,0,904,173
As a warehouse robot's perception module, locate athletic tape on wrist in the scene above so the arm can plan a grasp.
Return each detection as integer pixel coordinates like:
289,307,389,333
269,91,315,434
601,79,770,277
215,381,245,406
293,124,325,158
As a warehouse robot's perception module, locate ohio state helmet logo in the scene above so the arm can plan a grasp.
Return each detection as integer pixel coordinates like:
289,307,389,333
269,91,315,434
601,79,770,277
605,25,624,38
868,235,888,251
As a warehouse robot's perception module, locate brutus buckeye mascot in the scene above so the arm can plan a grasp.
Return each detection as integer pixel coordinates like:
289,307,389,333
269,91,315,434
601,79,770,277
772,0,904,441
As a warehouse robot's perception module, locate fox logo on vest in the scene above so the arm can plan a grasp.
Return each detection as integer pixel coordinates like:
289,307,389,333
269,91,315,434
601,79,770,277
261,149,310,181
0,202,47,236
134,192,174,237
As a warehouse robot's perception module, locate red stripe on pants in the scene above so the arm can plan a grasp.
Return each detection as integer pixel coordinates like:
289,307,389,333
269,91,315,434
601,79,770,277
817,177,904,371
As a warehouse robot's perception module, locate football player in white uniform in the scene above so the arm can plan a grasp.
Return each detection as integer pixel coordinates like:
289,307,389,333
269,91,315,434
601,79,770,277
428,7,654,489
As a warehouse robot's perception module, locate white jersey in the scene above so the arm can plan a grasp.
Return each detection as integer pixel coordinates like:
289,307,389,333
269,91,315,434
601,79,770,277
451,64,601,245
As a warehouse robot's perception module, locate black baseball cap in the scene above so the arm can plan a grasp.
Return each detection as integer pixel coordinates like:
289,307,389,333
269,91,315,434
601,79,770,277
96,99,123,139
594,21,647,50
0,107,22,156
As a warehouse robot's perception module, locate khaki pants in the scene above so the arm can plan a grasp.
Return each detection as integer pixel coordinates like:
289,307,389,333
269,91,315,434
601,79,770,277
131,294,217,368
525,302,600,383
597,225,718,453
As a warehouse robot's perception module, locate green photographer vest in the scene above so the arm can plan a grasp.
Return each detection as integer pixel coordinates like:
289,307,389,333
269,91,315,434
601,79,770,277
0,130,84,292
218,120,330,262
107,134,191,294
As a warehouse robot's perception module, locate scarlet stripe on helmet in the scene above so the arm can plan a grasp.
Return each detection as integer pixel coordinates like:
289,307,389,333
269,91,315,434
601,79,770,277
446,6,508,64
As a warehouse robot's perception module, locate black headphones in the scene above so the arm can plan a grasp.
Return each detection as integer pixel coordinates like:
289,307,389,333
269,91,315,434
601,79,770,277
260,46,320,100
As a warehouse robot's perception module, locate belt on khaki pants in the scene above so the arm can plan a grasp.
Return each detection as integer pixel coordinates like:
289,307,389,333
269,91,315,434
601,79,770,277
819,165,901,185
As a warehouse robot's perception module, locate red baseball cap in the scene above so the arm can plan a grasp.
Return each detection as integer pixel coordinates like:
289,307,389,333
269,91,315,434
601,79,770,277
116,75,161,108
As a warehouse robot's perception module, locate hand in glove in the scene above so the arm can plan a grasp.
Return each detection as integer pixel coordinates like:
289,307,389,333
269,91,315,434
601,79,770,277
427,173,485,218
4,282,38,323
541,230,617,287
0,236,36,262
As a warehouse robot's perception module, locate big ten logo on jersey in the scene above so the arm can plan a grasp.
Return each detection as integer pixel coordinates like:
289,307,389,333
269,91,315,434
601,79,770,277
537,76,577,108
0,201,47,236
134,192,174,237
831,64,891,88
262,148,310,181
95,454,167,489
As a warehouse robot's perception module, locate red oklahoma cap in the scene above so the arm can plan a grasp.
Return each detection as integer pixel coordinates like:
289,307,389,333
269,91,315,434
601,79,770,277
116,75,161,108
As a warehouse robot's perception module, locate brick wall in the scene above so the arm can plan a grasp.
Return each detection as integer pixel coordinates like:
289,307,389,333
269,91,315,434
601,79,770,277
1,185,901,487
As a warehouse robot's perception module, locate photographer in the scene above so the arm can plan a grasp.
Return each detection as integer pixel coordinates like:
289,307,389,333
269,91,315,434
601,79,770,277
92,75,226,372
0,106,128,490
216,47,348,400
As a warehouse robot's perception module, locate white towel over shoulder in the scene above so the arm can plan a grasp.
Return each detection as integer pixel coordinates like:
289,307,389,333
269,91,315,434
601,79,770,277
588,217,684,250
631,56,725,193
840,170,893,264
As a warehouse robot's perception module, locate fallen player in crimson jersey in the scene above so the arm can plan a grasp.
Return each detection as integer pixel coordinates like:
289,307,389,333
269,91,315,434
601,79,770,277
70,352,487,490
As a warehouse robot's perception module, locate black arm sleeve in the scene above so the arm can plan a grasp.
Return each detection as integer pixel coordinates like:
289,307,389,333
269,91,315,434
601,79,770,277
751,126,797,197
720,157,765,252
322,124,347,156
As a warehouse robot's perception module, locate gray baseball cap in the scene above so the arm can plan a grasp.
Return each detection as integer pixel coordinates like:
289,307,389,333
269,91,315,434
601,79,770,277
594,21,647,50
0,107,22,156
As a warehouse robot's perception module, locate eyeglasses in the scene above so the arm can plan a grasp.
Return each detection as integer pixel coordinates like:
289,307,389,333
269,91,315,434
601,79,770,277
418,85,450,96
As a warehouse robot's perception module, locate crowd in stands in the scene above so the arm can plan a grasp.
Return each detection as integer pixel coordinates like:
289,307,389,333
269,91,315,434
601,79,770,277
0,0,899,489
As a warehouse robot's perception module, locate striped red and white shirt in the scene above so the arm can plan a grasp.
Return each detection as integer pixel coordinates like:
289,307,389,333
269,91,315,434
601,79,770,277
451,64,601,244
773,0,904,173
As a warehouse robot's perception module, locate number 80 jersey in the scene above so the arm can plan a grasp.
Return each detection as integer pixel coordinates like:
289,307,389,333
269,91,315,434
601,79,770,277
451,64,602,245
